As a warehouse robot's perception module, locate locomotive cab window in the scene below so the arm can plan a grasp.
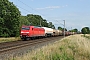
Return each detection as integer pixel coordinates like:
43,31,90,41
22,27,30,30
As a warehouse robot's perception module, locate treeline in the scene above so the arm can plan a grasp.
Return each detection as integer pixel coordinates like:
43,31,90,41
0,0,55,37
20,14,55,29
58,26,79,33
58,26,90,34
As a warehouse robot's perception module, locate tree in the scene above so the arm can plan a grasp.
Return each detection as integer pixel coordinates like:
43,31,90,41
19,16,30,27
81,27,89,34
26,14,51,27
27,14,43,26
48,22,55,29
0,0,21,37
52,25,55,29
73,28,78,32
69,28,78,32
42,19,48,27
58,26,62,30
62,28,67,31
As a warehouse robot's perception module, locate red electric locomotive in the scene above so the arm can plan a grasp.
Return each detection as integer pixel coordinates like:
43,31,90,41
20,25,45,40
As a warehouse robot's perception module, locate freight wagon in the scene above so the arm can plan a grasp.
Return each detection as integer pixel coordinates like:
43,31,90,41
41,27,53,37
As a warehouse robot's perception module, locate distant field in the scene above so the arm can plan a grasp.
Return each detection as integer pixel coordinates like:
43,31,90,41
10,34,90,60
0,37,20,43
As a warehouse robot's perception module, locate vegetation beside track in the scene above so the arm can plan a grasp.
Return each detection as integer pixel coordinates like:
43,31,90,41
10,34,90,60
0,37,20,43
81,34,90,39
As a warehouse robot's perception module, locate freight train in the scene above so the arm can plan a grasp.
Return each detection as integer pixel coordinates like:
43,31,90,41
20,25,75,40
20,25,62,40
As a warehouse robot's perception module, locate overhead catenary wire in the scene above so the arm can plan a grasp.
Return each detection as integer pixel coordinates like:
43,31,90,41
18,0,46,17
16,5,32,15
14,0,65,29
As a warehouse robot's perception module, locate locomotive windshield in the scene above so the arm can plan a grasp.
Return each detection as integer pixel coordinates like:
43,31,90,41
22,27,30,30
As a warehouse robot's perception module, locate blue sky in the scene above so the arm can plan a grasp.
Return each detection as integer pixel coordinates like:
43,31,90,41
9,0,90,31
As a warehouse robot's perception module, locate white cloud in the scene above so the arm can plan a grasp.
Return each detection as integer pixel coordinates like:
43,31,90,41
62,5,68,7
36,5,68,10
46,6,60,9
36,6,60,10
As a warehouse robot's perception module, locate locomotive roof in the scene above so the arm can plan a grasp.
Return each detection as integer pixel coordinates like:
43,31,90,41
22,25,43,28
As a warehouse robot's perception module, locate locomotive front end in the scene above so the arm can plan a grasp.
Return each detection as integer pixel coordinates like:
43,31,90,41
20,26,30,39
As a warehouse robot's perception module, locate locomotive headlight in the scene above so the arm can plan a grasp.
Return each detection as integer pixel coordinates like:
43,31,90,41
21,32,29,33
21,32,24,33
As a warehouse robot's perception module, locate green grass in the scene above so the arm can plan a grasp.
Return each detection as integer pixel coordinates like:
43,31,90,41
10,34,90,60
0,37,20,43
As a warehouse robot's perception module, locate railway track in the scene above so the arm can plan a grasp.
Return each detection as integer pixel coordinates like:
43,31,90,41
0,36,64,54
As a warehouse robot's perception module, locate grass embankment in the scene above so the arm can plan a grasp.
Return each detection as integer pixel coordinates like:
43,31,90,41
82,34,90,39
0,37,20,43
11,34,90,60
